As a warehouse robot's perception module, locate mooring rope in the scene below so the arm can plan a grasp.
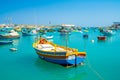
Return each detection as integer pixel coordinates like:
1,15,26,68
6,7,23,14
86,57,105,80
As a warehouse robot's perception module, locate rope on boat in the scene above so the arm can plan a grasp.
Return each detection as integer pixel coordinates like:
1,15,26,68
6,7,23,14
86,57,105,80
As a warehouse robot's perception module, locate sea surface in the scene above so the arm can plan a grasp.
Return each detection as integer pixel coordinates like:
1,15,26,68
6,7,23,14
0,30,120,80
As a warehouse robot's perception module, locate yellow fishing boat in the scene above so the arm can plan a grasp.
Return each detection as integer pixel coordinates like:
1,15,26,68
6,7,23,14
33,38,86,66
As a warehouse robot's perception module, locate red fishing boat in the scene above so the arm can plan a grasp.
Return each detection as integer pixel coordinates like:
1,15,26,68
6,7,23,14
97,36,106,40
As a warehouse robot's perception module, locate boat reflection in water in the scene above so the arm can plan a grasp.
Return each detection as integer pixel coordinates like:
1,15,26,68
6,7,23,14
35,58,87,80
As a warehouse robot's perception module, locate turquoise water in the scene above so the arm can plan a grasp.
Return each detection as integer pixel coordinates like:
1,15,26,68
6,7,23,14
0,30,120,80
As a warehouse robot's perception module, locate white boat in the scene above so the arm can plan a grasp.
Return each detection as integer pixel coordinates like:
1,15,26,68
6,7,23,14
102,30,115,36
33,38,86,66
9,48,17,51
46,35,53,39
0,30,20,39
43,35,53,39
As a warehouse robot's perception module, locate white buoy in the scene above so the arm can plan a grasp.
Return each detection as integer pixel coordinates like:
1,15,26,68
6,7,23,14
91,40,94,43
81,62,84,66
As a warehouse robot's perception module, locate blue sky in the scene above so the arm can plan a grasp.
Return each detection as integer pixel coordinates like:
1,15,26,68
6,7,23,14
0,0,120,26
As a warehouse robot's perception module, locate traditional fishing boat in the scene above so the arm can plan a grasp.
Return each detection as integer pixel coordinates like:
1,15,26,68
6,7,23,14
14,27,21,32
0,30,20,39
33,38,86,66
102,30,115,36
22,28,37,36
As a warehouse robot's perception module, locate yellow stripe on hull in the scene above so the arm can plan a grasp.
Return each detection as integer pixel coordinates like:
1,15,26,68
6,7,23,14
37,52,68,59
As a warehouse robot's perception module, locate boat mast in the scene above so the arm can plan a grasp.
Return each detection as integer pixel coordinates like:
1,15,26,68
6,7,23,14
66,32,68,67
66,32,68,53
34,8,39,46
5,17,12,27
84,39,87,52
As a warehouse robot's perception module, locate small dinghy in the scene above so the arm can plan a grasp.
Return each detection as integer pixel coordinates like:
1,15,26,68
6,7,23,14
43,35,53,39
83,34,88,38
46,35,53,39
97,36,106,40
9,48,17,51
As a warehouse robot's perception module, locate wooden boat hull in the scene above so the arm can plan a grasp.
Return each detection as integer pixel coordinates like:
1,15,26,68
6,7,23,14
38,56,84,66
33,38,86,66
34,48,85,66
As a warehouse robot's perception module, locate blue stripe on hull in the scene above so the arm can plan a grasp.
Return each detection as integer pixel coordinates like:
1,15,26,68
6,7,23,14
0,42,12,44
38,55,85,65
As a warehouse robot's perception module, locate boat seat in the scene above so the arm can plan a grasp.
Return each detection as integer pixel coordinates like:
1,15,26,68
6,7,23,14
37,44,54,51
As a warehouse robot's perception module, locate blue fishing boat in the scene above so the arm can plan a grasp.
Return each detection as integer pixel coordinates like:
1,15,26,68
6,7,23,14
0,40,13,44
33,38,86,66
22,28,37,36
102,30,115,36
